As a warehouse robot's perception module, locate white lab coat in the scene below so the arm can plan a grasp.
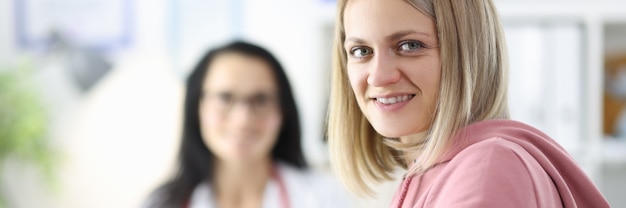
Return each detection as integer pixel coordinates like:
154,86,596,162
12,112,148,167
187,163,352,208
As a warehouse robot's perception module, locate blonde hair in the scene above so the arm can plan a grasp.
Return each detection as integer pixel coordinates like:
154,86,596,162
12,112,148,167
327,0,510,196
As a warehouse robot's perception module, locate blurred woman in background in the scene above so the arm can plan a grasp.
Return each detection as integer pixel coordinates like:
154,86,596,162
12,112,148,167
146,41,349,208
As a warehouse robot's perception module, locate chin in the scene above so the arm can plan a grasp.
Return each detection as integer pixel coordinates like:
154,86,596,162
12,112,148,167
372,124,409,138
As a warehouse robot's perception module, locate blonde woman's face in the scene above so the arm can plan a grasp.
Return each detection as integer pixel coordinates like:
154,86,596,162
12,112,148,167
199,53,282,166
343,0,441,138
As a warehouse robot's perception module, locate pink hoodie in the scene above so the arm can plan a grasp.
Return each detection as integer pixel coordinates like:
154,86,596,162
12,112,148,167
390,119,610,208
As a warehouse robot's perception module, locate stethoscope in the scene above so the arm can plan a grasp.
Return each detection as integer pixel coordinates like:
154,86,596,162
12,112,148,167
271,164,290,208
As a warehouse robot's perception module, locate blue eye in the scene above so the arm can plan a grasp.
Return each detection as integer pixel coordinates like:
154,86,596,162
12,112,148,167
398,41,424,52
349,47,373,58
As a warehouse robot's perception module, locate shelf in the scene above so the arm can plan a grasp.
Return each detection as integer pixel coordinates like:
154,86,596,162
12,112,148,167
603,138,626,165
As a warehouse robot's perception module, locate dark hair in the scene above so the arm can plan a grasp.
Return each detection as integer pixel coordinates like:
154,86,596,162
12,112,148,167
148,41,307,207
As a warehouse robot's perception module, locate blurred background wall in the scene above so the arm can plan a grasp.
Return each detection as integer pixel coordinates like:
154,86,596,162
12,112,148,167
1,0,625,208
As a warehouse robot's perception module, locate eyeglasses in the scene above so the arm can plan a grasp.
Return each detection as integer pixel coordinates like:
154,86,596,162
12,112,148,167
201,91,279,117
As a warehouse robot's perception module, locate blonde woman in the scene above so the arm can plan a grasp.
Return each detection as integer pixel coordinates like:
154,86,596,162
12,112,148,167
327,0,609,207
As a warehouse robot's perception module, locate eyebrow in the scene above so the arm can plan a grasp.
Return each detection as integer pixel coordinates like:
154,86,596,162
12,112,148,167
344,30,431,45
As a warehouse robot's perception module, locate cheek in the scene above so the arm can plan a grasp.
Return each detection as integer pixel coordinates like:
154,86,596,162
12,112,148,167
199,108,220,145
264,114,283,138
256,114,283,153
406,59,440,91
199,107,214,127
411,62,441,114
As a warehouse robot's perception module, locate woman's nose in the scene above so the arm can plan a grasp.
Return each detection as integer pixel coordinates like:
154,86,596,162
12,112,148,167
367,51,401,87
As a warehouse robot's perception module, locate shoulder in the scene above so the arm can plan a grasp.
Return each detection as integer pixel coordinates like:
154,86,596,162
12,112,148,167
457,119,559,149
140,185,174,208
439,119,568,167
448,132,562,188
278,162,341,193
411,119,604,207
455,137,530,166
140,189,162,208
448,137,539,182
445,119,574,176
277,163,354,208
447,120,610,207
423,137,559,207
187,181,213,208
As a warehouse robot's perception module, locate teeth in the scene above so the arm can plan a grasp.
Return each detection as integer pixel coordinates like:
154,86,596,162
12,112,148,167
376,95,413,104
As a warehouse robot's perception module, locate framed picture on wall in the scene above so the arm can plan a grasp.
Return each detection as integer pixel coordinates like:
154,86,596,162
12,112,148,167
14,0,133,51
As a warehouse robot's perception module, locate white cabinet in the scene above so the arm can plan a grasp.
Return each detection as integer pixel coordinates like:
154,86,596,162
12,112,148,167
505,22,584,157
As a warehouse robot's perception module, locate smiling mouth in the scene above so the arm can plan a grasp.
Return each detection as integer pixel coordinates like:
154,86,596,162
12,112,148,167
374,94,415,105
